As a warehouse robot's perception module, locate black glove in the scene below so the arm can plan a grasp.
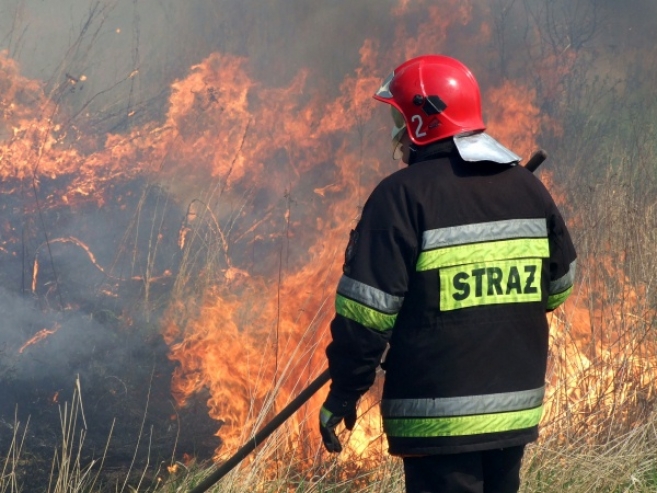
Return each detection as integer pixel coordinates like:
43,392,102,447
319,393,358,453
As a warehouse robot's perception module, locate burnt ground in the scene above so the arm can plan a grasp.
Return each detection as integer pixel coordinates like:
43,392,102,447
0,296,222,492
0,177,222,491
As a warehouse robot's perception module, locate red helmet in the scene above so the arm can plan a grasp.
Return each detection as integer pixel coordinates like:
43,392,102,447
373,55,486,146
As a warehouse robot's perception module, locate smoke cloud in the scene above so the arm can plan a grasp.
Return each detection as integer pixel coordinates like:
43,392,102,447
2,0,657,484
0,0,398,131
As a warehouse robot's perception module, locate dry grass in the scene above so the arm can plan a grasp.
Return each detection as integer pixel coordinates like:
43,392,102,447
3,1,657,491
6,130,656,493
147,88,657,493
0,410,29,493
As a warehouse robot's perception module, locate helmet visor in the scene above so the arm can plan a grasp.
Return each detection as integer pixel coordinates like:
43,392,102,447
391,106,406,160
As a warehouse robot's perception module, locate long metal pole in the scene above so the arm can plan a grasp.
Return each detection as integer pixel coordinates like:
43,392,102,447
188,369,330,493
524,149,547,172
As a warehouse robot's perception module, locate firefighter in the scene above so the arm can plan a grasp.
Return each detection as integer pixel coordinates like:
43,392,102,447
319,55,577,493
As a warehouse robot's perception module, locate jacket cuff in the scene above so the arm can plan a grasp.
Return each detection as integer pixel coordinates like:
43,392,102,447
323,392,358,416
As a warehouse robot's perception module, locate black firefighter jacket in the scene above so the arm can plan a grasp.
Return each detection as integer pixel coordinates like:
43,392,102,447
326,144,577,456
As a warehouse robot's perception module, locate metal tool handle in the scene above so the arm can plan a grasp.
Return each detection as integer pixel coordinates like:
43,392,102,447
524,149,548,172
188,369,331,493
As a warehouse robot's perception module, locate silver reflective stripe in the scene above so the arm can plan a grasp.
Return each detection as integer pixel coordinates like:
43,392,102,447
381,387,545,418
337,275,404,315
422,219,547,251
550,260,577,294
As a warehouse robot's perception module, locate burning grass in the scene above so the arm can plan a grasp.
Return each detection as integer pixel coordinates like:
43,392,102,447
3,1,657,491
1,152,656,492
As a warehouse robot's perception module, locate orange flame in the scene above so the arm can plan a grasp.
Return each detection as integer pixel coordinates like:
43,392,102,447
19,323,61,354
0,2,582,474
155,29,548,464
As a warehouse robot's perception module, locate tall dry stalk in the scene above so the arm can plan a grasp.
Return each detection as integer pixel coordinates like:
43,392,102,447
48,376,96,493
0,409,30,493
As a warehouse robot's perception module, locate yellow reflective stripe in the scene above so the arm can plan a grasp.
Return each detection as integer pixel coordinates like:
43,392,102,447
320,406,332,427
439,259,542,311
547,286,573,310
384,405,543,438
335,294,397,332
416,238,549,272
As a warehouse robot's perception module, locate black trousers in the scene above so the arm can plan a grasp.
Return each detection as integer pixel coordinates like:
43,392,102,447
402,446,526,493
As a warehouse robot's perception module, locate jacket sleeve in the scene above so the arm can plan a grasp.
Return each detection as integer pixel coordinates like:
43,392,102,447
326,177,419,401
545,199,577,311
